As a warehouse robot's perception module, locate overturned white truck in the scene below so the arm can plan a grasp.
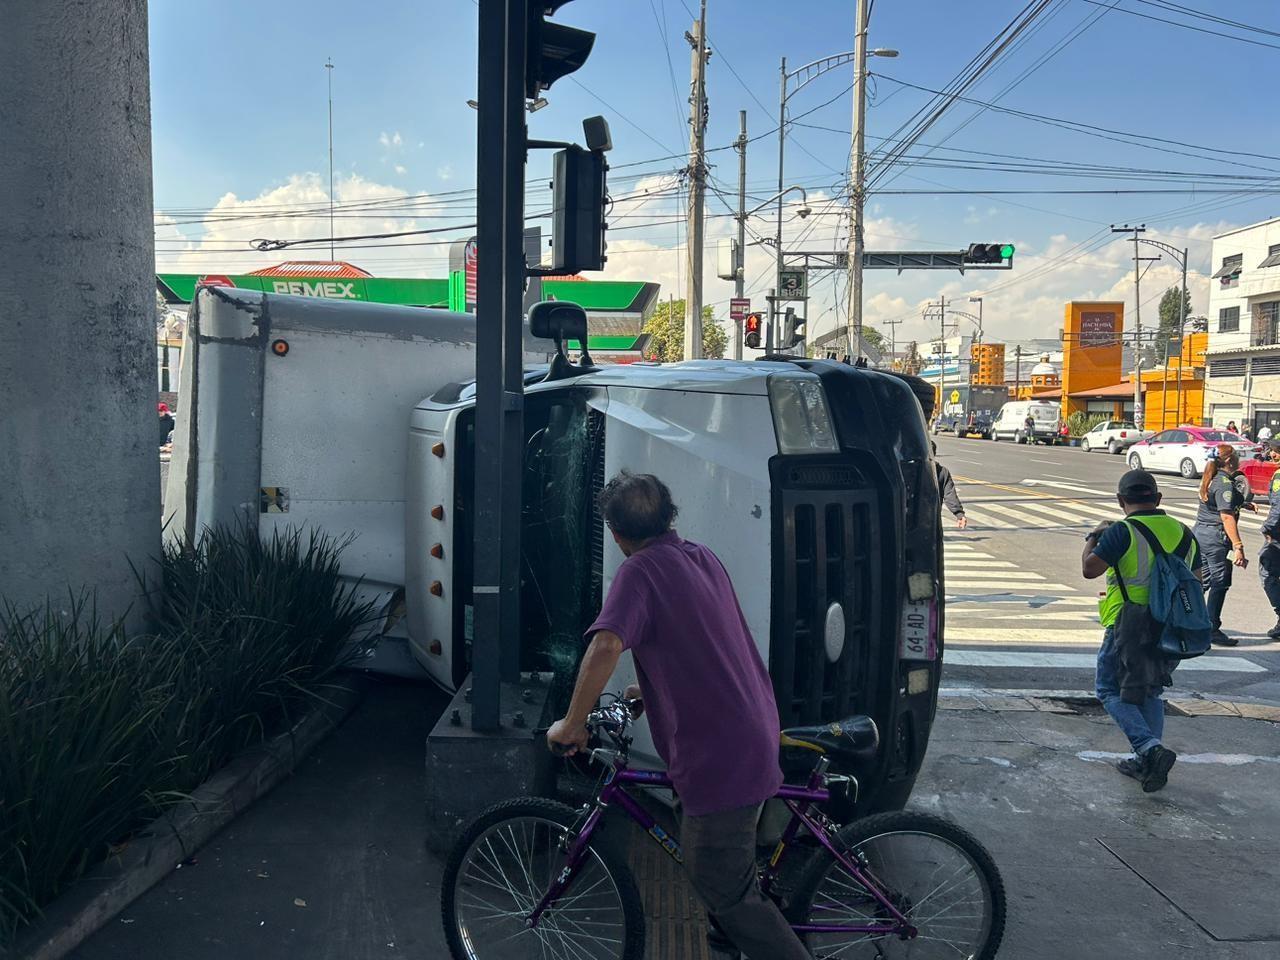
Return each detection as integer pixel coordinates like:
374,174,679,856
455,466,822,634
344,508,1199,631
165,286,945,811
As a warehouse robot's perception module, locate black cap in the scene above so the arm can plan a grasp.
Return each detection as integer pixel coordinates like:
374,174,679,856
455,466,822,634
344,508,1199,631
1117,468,1159,499
1268,438,1280,453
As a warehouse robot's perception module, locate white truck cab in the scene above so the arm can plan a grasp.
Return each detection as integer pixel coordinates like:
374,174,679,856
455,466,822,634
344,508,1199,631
166,287,945,811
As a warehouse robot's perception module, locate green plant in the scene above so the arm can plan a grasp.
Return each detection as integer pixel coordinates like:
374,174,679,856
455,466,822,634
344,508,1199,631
1065,411,1109,437
1,525,376,945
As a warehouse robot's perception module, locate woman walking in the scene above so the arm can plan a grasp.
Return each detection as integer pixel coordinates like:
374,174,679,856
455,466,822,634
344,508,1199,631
1193,444,1255,645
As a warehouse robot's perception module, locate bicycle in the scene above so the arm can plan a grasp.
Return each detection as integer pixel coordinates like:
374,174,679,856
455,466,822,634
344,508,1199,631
441,695,1006,959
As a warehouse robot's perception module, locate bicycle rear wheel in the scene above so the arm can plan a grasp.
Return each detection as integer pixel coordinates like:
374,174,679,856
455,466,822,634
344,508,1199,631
441,797,645,960
787,811,1006,959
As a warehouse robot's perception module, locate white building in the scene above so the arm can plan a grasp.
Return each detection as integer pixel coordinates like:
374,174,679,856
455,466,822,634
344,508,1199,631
1203,216,1280,433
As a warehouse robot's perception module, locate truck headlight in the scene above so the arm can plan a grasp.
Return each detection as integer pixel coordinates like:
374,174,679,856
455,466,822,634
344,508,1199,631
768,375,839,455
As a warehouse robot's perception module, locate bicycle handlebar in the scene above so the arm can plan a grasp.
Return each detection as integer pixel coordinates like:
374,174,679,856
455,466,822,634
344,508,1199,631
547,696,641,757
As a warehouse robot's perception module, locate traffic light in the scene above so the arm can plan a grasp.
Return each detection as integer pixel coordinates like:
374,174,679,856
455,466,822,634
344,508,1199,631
744,313,762,350
964,243,1015,264
527,2,596,98
781,306,806,349
550,141,608,273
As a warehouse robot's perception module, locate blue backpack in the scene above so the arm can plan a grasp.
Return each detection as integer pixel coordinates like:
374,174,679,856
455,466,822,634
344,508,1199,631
1116,520,1212,659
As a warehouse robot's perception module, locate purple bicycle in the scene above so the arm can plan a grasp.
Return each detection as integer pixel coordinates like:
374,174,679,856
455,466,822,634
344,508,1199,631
442,696,1005,959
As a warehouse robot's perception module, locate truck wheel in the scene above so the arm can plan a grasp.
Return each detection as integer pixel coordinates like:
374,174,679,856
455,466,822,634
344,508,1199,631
954,426,964,438
991,431,1000,442
1108,440,1120,455
1080,438,1091,453
1180,458,1199,479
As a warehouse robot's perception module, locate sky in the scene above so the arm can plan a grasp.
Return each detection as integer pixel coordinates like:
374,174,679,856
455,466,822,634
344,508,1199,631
149,0,1280,351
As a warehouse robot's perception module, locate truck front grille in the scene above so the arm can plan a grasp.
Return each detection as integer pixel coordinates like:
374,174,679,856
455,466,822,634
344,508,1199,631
772,482,880,727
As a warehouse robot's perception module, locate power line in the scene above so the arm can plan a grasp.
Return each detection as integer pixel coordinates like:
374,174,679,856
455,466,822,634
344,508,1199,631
1076,0,1280,50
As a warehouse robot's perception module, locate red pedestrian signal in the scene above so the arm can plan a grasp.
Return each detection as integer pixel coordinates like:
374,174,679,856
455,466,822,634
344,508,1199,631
744,313,763,350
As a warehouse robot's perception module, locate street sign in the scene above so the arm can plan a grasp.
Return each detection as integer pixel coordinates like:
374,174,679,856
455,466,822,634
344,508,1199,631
729,297,751,320
777,269,807,300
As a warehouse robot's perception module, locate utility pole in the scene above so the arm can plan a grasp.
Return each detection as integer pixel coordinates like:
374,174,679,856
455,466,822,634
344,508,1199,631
1113,224,1147,427
1014,344,1023,398
774,55,786,355
845,0,869,361
884,317,902,367
937,294,947,397
734,109,747,360
683,0,709,361
326,57,335,261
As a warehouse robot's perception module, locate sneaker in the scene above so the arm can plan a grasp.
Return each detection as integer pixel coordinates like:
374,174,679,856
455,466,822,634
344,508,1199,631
1211,630,1238,647
1267,621,1280,640
1114,756,1145,781
1141,745,1177,793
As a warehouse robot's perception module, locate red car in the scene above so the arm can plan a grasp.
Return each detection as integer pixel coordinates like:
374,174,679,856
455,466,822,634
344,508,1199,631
1125,425,1260,479
1241,456,1279,498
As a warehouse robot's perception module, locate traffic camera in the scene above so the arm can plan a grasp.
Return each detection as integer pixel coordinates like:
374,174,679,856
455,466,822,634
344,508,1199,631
744,313,763,350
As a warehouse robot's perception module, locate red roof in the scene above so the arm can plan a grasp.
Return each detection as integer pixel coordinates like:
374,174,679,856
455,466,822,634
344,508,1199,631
247,261,373,278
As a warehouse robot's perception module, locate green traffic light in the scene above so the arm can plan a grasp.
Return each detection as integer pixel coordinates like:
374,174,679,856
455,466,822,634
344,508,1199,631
1000,244,1015,259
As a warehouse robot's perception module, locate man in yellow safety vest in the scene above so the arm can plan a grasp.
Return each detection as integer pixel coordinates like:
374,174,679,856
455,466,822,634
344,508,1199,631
1082,469,1201,793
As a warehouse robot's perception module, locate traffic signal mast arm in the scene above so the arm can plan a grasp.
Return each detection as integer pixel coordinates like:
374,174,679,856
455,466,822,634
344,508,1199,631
785,246,1016,274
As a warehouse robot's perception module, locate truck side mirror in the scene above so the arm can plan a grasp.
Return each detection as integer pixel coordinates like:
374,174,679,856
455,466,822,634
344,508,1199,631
529,300,588,342
529,300,594,381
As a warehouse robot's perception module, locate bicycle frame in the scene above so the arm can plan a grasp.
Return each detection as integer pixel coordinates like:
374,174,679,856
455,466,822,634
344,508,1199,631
525,751,915,939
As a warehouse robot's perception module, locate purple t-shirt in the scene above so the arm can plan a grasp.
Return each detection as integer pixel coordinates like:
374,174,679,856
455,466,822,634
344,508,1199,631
586,530,784,816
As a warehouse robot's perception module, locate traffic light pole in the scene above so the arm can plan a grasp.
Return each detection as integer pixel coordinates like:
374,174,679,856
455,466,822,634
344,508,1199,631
472,0,527,730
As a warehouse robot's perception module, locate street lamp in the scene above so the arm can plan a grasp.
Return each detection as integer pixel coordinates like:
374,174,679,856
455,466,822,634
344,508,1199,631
747,185,810,221
1117,236,1190,430
775,38,897,351
968,296,983,342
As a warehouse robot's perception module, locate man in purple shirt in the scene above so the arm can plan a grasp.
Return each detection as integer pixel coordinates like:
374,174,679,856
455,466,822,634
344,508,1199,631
547,472,808,960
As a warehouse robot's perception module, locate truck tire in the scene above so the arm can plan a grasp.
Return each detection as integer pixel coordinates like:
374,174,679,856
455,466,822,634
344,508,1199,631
1108,440,1120,455
991,431,1000,442
954,426,964,438
1080,438,1091,453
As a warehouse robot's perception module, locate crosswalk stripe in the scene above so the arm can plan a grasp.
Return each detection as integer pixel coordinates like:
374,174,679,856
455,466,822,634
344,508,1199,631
947,594,1099,606
947,627,1102,643
942,571,1047,581
947,580,1076,590
945,559,1018,568
947,608,1101,622
944,651,1266,672
975,501,1057,527
960,508,1016,529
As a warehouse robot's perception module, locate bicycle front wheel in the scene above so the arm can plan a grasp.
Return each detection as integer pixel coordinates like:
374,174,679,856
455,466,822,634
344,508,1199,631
441,797,645,960
788,811,1006,959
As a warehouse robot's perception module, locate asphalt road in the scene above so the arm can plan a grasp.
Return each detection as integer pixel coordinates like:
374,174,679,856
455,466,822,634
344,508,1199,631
933,433,1280,702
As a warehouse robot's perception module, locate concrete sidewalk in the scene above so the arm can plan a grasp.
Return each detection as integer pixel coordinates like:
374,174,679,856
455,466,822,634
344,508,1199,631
69,682,1279,959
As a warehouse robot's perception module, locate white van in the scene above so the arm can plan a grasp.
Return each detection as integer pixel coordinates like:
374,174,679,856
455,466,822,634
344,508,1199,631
991,401,1061,443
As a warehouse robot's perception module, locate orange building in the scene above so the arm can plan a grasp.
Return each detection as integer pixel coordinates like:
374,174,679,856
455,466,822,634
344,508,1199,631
1057,301,1125,418
1138,331,1208,430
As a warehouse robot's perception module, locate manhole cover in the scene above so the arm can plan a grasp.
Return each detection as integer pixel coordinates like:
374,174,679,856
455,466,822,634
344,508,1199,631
1099,839,1280,941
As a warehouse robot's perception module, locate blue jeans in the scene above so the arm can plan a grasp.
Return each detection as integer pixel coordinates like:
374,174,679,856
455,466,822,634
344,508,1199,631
1095,626,1164,756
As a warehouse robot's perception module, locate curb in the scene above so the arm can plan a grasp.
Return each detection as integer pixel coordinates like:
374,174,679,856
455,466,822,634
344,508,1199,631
939,686,1280,722
7,675,368,960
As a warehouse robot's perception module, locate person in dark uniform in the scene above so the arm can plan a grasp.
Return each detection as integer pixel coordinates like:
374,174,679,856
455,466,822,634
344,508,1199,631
932,441,967,529
1193,444,1255,646
1258,440,1280,638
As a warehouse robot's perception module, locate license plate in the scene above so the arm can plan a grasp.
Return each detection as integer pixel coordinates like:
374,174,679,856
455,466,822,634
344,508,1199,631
898,599,937,661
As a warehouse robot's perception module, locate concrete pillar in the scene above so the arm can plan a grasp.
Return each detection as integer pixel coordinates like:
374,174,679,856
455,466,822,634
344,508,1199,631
0,1,159,621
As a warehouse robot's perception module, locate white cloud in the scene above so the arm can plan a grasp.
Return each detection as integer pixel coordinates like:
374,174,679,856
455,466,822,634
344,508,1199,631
394,164,407,175
437,164,454,181
154,172,457,278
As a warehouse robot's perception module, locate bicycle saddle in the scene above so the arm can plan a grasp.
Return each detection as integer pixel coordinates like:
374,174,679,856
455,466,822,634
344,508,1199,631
779,715,879,765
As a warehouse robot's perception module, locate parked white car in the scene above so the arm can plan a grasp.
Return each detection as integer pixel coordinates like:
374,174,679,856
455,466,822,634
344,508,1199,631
1079,420,1152,455
1125,426,1260,478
